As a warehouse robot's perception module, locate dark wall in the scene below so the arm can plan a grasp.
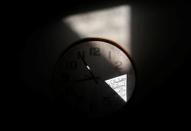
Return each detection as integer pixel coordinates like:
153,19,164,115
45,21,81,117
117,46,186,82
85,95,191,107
129,1,189,124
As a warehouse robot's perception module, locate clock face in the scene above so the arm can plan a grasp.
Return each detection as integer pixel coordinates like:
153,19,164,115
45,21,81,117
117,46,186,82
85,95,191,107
53,38,136,118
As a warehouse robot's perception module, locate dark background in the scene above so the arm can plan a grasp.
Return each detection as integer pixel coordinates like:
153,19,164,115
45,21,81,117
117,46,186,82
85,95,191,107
5,0,189,124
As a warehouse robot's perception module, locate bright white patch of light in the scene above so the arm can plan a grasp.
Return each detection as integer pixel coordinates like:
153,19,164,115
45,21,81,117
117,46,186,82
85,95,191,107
86,65,91,70
105,74,127,102
63,5,131,52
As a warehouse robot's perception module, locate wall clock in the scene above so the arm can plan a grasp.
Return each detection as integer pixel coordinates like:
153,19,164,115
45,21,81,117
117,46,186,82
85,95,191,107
52,37,136,118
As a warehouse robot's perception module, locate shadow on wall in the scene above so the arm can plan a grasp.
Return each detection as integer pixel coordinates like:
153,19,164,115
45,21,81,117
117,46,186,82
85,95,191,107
19,21,80,108
130,2,186,111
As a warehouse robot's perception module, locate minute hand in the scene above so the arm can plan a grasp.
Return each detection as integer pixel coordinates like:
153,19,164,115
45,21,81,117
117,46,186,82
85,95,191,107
79,55,98,84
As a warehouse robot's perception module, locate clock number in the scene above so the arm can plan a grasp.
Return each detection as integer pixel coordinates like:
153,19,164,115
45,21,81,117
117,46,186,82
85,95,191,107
77,50,85,59
65,61,78,69
108,51,111,60
114,61,122,69
89,47,100,56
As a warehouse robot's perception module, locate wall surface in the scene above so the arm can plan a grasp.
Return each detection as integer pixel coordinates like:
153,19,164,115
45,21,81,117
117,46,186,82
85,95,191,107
7,0,187,125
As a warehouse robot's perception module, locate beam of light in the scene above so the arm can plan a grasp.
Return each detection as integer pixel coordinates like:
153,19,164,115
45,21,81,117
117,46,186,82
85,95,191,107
105,74,127,102
63,5,131,52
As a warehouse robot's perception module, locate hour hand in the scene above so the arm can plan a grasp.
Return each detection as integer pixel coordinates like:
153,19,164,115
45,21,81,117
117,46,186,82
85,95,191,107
79,55,98,84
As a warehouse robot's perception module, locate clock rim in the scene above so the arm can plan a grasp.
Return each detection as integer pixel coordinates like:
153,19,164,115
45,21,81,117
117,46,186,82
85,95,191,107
56,37,136,73
52,37,137,102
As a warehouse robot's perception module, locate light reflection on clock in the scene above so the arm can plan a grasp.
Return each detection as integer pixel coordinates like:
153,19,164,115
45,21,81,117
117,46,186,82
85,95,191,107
105,74,127,102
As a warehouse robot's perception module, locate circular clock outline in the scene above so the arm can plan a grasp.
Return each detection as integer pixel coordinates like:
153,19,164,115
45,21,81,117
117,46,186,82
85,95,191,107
52,37,137,109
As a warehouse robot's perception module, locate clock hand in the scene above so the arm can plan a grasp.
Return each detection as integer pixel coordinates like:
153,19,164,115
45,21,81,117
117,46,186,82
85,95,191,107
79,55,98,84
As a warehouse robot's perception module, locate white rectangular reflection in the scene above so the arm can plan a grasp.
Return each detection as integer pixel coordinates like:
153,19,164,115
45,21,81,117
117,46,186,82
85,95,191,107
63,5,131,53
